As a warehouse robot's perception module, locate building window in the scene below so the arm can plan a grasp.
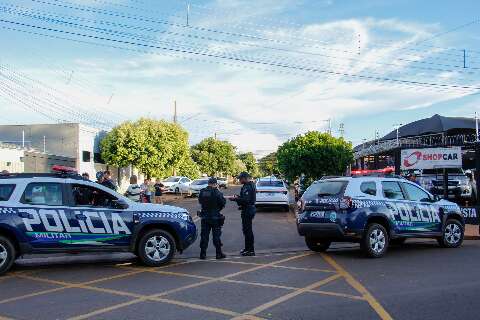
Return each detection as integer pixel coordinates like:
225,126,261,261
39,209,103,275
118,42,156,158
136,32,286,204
82,151,91,162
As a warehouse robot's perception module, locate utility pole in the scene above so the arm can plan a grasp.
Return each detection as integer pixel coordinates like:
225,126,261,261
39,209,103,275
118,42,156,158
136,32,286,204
43,136,46,153
173,100,177,124
186,3,190,26
393,123,403,146
339,123,345,138
214,132,217,140
475,112,479,141
463,49,466,68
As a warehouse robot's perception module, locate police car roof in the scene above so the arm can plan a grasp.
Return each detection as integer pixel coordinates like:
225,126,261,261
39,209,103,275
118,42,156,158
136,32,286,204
314,176,406,183
0,172,83,180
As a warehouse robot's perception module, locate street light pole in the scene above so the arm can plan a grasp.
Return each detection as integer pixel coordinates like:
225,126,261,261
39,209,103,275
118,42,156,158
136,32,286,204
393,123,403,146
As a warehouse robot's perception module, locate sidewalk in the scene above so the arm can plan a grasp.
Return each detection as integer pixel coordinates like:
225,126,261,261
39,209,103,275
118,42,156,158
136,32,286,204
465,224,480,240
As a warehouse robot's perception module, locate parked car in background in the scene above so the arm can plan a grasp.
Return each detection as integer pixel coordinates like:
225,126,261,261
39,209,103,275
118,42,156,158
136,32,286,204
162,176,192,194
255,176,290,211
418,168,474,203
217,177,228,189
188,178,210,196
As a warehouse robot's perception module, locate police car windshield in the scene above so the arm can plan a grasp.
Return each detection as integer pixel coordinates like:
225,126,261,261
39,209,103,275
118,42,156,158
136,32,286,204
192,179,208,185
422,168,463,175
164,177,180,182
257,180,284,187
302,181,347,201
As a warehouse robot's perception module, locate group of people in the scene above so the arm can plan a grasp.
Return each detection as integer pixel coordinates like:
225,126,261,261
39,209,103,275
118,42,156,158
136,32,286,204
125,176,165,204
198,172,256,260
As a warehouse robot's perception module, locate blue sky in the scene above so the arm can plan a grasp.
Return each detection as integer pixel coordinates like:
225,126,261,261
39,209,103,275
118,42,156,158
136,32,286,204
0,0,479,156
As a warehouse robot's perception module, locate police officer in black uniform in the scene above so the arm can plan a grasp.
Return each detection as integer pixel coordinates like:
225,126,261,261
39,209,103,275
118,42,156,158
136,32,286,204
198,177,227,260
228,172,256,256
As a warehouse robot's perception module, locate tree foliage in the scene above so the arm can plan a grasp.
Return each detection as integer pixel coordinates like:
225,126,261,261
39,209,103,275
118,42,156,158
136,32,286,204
258,152,280,176
191,137,237,176
237,152,259,177
276,131,353,184
100,118,192,178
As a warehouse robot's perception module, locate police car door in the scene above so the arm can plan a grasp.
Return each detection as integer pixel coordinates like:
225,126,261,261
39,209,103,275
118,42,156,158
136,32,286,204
380,180,413,234
17,181,71,249
67,182,133,248
401,182,442,233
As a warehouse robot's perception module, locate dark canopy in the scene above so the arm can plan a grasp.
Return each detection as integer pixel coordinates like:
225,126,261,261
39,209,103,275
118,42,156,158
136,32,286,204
382,114,476,140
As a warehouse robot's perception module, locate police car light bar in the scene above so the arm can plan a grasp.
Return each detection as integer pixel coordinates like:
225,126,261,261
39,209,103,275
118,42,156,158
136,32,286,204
51,165,78,173
351,167,395,176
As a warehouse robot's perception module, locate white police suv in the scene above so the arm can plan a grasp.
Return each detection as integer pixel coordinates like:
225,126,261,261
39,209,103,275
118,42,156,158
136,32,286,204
297,170,464,258
0,167,197,275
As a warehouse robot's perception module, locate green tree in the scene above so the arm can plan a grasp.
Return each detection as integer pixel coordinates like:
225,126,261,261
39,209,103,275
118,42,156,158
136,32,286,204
276,131,353,185
237,152,259,177
232,159,247,177
258,152,280,176
191,137,236,176
100,118,192,178
176,154,200,179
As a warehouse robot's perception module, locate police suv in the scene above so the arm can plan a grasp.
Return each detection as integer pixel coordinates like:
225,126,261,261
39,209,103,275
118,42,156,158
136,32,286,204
297,170,464,258
0,167,197,275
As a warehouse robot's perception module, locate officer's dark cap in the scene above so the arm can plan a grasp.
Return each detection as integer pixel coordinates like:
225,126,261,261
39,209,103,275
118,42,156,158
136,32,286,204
208,177,218,185
237,172,250,179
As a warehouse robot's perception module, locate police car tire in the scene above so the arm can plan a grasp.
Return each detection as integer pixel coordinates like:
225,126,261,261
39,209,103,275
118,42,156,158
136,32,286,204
137,229,176,267
361,223,389,258
305,237,331,252
437,219,464,248
0,236,15,275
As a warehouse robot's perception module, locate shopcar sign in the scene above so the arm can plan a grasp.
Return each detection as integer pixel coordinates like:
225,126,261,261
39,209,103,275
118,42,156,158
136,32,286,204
401,147,462,170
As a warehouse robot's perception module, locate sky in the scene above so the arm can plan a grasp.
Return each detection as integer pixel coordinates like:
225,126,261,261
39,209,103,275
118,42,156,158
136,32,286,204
0,0,479,157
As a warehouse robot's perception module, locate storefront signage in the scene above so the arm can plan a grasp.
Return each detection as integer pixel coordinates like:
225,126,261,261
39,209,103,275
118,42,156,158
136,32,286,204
401,147,462,170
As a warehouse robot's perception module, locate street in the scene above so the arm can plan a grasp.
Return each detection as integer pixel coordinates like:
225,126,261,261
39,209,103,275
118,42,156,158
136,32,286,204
0,186,478,320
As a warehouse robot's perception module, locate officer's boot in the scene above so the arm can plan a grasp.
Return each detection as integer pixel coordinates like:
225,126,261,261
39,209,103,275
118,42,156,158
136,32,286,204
216,248,226,260
199,249,207,260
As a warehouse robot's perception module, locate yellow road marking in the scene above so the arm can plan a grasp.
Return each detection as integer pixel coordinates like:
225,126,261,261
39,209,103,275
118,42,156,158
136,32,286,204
242,274,342,316
67,252,313,320
0,315,14,320
0,286,73,305
321,253,393,320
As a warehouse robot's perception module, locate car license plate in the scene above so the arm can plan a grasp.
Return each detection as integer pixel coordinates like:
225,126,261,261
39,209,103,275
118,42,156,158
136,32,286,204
309,211,325,218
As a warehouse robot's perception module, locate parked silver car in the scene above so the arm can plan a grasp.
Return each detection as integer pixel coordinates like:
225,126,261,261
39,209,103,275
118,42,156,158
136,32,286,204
418,168,474,202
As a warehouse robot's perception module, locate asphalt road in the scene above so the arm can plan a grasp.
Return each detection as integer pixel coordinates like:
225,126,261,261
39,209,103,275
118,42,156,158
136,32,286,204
1,185,480,320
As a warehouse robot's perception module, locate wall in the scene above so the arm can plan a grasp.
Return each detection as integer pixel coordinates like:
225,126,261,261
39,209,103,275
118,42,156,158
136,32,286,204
0,146,24,173
23,151,76,173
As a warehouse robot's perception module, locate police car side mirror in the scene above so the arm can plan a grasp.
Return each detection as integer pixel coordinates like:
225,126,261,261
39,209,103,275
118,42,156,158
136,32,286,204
111,199,129,210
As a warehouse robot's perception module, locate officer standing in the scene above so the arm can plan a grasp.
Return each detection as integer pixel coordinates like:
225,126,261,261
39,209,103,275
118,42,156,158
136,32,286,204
198,177,227,260
228,172,256,256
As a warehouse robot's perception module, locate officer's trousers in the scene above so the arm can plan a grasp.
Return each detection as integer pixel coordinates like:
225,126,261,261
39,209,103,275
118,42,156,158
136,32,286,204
241,213,255,252
200,218,222,253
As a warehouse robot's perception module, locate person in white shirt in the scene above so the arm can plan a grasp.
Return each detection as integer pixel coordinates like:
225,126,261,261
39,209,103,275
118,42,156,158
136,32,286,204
125,175,141,202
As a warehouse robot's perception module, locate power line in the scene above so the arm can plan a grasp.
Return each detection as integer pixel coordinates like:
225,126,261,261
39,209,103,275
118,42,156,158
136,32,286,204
1,18,478,93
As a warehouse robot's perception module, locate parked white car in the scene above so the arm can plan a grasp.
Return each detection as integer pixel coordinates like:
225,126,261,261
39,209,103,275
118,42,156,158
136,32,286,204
255,177,290,211
162,176,192,194
217,177,228,189
189,178,210,196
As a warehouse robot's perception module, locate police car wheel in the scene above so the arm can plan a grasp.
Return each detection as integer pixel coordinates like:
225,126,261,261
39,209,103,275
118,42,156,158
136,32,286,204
138,230,176,266
438,219,463,248
362,223,389,258
0,236,15,275
305,237,331,252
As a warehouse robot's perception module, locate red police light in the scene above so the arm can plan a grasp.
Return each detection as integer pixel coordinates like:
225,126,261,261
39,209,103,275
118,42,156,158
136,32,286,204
51,165,77,173
351,167,395,176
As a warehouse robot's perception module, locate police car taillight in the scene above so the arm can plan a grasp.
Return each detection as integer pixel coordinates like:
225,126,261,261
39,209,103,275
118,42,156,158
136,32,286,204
51,165,78,173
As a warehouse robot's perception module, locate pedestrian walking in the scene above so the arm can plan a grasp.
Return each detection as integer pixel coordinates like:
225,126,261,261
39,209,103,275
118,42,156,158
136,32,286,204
227,172,256,256
198,177,226,260
154,179,165,204
141,178,152,203
81,172,90,181
125,175,141,202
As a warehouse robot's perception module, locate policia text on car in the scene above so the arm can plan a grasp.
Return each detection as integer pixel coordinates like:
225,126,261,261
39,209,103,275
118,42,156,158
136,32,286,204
198,177,227,260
